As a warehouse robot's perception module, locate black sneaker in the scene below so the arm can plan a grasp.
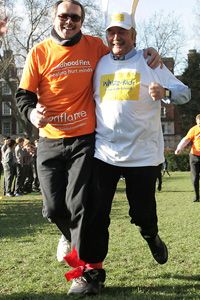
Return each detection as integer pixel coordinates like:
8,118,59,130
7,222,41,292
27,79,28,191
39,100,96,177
67,269,106,295
157,185,162,191
146,235,168,264
193,197,200,202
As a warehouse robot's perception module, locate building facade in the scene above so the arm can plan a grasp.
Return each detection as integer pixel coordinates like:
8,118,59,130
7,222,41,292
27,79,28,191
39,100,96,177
0,50,24,141
161,57,187,150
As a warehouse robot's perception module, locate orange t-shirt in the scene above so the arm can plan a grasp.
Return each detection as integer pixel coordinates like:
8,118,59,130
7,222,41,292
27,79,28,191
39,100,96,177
186,125,200,156
19,35,108,138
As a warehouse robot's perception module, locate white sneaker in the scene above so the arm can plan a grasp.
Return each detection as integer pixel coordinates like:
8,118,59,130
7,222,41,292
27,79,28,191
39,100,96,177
67,277,100,295
67,269,106,295
56,234,71,263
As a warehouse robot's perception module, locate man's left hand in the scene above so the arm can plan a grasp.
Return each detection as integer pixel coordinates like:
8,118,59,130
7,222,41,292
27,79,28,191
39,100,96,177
149,82,165,101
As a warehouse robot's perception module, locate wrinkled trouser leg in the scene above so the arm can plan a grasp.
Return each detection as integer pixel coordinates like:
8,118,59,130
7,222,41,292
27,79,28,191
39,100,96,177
124,166,158,239
79,160,159,263
78,158,120,263
37,134,95,248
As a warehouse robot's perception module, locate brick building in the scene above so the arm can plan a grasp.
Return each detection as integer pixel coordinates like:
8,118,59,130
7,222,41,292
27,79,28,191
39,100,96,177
161,57,186,150
0,50,23,141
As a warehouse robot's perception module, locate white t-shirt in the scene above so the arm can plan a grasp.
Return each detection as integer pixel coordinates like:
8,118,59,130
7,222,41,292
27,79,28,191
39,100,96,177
93,50,190,167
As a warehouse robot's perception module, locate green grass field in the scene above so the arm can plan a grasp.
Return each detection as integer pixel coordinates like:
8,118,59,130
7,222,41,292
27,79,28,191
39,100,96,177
1,172,200,300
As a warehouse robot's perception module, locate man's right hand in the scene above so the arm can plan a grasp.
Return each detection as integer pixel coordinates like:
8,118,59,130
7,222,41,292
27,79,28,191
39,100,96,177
30,108,48,128
175,149,181,155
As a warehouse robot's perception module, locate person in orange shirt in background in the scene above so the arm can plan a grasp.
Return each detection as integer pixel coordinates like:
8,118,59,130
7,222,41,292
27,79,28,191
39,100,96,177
175,114,200,202
16,0,161,294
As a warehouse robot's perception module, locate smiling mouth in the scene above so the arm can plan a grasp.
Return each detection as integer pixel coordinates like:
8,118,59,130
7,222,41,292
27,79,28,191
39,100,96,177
63,27,74,30
113,42,123,46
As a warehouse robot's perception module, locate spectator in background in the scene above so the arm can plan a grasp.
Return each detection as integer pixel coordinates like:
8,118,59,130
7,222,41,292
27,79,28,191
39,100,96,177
3,139,16,197
175,114,200,202
1,136,11,158
157,163,163,191
14,137,24,196
1,136,11,195
32,139,40,192
22,139,34,194
162,158,170,176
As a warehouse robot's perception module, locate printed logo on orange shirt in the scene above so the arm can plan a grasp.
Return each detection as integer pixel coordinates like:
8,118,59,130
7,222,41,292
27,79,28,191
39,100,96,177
49,59,93,78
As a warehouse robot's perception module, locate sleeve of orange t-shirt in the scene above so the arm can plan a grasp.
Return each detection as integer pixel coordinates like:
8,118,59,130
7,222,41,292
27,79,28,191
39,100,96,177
185,127,195,141
19,47,41,93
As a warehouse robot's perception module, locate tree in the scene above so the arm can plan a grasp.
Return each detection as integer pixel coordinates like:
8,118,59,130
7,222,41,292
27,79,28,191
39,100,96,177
0,0,55,138
176,49,200,134
137,10,185,73
81,0,104,38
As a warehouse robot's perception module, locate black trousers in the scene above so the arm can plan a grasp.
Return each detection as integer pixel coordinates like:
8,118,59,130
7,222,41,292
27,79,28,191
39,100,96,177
79,158,159,263
189,153,200,199
37,133,95,249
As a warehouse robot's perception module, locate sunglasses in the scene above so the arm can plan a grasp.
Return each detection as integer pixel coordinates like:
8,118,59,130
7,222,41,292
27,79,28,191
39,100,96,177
57,13,81,23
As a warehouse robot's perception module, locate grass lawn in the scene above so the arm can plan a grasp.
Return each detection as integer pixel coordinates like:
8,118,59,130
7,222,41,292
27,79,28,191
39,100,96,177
1,171,200,299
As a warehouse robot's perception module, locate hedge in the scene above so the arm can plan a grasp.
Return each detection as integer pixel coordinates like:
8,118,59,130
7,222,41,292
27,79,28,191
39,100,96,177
164,150,190,171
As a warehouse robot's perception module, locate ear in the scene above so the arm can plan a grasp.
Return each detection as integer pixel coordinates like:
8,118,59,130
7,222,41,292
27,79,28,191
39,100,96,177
131,28,137,45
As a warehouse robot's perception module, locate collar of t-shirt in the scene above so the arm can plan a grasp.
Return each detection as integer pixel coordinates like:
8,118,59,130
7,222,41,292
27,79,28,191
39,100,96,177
51,27,82,46
111,48,137,60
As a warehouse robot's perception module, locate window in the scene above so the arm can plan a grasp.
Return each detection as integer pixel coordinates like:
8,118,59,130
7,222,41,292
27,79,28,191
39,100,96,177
2,82,11,95
162,124,166,134
16,121,24,134
161,106,166,118
2,121,11,136
162,121,174,135
2,102,11,115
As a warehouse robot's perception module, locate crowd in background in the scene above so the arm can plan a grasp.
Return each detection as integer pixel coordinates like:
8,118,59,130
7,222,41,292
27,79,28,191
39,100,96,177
0,136,40,197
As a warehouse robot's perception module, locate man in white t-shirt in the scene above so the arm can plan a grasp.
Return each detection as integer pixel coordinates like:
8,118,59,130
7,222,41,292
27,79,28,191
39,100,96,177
65,10,191,296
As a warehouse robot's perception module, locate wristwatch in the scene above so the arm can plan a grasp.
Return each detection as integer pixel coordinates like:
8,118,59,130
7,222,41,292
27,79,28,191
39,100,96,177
164,88,171,99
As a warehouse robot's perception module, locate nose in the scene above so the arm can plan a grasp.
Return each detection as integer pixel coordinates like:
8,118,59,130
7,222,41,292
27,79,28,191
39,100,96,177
113,33,120,40
65,17,73,23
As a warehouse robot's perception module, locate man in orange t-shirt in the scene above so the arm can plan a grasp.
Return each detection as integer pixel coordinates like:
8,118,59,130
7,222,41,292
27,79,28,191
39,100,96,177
175,114,200,202
16,0,161,295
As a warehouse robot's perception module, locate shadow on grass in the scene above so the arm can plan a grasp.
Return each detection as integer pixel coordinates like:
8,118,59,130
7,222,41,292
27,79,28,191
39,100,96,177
149,272,200,281
1,283,200,300
0,198,47,238
159,190,192,193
